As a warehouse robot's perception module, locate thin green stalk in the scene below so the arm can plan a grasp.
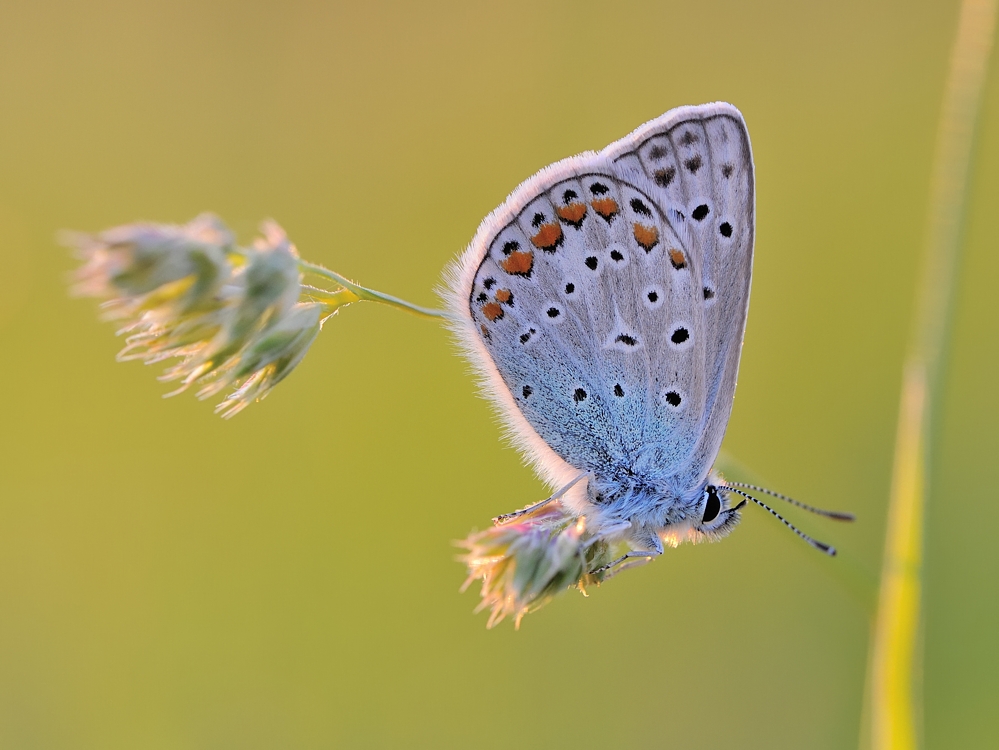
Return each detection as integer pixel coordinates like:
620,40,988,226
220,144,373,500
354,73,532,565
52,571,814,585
300,285,361,315
300,260,450,321
868,2,996,748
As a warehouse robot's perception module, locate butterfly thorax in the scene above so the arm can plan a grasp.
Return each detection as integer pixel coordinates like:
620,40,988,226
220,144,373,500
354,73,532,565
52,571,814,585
579,470,743,552
588,473,700,525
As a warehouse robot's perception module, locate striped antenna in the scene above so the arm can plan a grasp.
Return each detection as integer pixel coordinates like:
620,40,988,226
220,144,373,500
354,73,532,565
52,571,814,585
722,486,837,556
727,482,855,522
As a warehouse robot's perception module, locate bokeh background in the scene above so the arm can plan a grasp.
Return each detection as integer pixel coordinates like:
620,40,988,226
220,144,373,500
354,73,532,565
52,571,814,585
0,0,996,747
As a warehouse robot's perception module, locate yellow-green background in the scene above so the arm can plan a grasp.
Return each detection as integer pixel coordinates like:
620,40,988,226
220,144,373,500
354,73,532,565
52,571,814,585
0,1,996,747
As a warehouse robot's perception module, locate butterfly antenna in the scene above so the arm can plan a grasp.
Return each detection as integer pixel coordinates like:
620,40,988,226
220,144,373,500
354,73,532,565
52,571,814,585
722,487,837,556
726,482,855,522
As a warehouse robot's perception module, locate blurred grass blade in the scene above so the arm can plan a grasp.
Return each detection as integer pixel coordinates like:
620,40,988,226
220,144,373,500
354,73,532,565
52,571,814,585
871,367,927,750
869,1,997,748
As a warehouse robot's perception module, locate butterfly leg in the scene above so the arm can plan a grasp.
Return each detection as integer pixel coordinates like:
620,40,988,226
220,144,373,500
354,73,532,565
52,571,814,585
492,472,589,525
589,531,664,576
589,549,660,576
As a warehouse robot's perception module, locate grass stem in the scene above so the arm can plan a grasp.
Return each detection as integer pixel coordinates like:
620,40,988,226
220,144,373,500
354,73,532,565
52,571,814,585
300,260,450,321
868,2,997,748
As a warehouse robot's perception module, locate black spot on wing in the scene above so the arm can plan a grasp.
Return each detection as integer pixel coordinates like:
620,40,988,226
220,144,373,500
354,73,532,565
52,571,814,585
629,198,652,217
679,130,699,146
654,167,676,188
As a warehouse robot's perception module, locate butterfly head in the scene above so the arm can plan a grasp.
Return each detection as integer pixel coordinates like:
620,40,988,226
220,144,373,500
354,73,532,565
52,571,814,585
692,484,744,542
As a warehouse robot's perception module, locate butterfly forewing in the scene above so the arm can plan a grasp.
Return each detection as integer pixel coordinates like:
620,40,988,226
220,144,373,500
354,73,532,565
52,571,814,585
453,103,754,497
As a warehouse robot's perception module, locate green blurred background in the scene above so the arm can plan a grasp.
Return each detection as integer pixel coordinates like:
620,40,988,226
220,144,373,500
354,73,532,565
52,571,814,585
0,0,996,747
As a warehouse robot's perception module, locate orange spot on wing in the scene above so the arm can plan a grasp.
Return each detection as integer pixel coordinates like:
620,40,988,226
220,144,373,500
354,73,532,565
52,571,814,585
481,302,504,322
555,202,587,225
633,223,660,251
495,288,512,304
591,198,619,221
500,250,534,276
668,248,687,269
530,222,563,251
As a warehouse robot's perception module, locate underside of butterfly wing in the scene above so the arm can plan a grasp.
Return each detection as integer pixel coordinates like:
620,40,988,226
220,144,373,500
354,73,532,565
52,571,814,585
443,102,754,518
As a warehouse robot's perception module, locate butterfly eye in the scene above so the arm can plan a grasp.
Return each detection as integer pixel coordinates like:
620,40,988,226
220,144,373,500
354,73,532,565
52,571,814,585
701,486,721,524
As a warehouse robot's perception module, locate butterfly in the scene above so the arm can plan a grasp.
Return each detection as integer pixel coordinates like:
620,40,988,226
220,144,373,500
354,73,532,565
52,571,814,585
444,103,850,621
